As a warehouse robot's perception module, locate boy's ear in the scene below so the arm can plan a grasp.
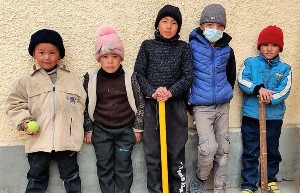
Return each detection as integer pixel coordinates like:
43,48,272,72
199,24,204,31
32,51,36,59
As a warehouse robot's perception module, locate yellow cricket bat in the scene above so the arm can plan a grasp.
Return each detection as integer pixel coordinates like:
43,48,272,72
159,101,169,193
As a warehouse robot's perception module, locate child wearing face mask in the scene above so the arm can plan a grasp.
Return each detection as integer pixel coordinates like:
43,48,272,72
187,4,236,193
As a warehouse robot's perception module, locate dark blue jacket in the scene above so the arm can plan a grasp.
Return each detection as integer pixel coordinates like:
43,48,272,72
188,28,236,105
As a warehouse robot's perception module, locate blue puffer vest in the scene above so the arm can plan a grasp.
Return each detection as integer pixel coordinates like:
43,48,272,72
188,28,233,105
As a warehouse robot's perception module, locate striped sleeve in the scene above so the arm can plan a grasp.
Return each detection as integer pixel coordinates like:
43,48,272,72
238,60,256,94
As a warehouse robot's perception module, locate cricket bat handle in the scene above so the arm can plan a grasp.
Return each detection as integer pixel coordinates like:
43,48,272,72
158,101,169,193
298,172,300,193
259,97,268,193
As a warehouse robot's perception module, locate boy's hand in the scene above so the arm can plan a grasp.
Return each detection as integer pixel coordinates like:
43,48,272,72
84,132,92,143
22,122,37,136
259,88,274,104
152,87,172,102
135,132,142,143
152,87,166,99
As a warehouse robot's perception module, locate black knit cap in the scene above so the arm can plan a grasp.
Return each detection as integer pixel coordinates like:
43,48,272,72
28,29,65,59
155,5,182,33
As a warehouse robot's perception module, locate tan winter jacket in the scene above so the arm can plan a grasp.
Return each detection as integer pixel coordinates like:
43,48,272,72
5,64,86,153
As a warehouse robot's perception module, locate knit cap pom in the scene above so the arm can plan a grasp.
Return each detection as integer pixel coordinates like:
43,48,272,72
97,26,117,36
95,25,124,61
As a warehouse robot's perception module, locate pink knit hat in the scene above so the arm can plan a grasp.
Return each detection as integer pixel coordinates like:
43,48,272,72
95,25,124,61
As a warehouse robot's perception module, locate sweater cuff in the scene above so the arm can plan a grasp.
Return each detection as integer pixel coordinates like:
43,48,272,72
133,119,143,131
253,84,264,95
84,122,94,133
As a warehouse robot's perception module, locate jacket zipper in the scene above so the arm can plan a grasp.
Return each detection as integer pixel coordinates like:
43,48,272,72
212,47,216,104
52,83,56,150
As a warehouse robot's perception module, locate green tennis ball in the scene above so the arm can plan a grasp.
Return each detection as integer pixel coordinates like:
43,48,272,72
27,121,39,133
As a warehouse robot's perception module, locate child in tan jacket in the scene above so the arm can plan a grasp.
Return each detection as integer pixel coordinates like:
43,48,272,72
5,29,86,193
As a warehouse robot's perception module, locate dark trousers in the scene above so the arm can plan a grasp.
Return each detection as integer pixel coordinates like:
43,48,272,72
241,116,282,191
143,99,188,193
92,122,136,193
25,151,81,193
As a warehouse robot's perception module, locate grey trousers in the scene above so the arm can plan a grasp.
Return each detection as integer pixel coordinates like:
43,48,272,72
193,102,230,192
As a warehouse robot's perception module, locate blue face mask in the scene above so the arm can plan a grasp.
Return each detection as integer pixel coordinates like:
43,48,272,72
203,28,223,43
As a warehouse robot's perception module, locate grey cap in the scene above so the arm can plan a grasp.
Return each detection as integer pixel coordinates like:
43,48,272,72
200,4,226,28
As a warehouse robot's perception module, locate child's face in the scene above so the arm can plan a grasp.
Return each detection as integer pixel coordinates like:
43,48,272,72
157,16,178,39
259,43,281,60
98,52,121,73
33,43,60,70
200,23,225,31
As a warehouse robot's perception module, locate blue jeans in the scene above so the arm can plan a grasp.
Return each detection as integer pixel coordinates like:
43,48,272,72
26,151,81,193
241,116,282,191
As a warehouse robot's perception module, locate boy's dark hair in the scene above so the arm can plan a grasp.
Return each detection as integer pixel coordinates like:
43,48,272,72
28,29,65,58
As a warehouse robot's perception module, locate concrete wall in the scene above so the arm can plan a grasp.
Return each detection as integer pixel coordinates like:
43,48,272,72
0,128,299,192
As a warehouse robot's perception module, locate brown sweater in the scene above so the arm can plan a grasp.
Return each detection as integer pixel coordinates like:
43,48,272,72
93,67,135,128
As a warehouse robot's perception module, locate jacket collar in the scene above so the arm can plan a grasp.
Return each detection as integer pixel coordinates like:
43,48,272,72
258,53,280,66
154,31,179,44
189,27,232,47
29,63,70,76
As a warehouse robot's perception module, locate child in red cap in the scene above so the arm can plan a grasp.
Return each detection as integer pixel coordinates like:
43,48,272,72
238,25,292,193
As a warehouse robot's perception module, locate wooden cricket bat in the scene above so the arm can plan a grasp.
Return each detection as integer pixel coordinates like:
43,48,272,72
259,97,268,193
158,101,169,193
298,172,300,193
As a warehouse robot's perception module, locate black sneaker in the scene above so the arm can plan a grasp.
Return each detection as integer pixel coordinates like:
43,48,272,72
189,174,205,193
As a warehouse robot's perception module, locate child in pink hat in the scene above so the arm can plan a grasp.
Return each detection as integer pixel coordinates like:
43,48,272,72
83,25,144,193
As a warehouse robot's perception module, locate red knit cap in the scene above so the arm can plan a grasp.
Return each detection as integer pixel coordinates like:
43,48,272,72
257,25,284,51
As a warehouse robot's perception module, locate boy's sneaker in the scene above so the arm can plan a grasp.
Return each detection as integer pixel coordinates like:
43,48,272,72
267,182,281,193
189,174,205,193
240,189,254,193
